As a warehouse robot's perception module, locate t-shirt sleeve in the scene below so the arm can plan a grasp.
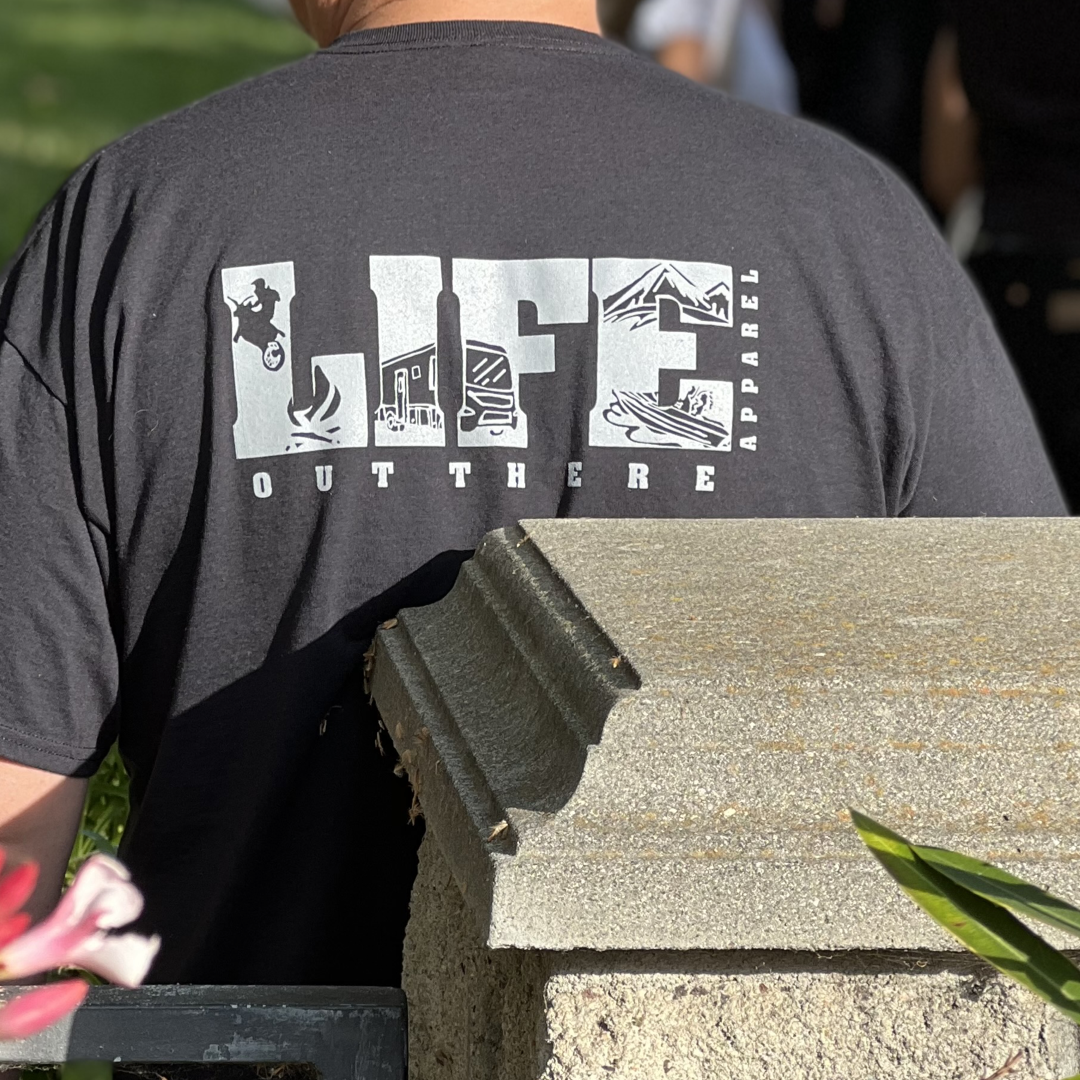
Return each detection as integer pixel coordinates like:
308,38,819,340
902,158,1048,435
862,163,1067,517
0,159,121,776
902,281,1066,517
0,336,118,775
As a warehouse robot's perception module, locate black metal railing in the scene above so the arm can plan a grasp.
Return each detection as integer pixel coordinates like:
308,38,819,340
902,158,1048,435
0,986,406,1080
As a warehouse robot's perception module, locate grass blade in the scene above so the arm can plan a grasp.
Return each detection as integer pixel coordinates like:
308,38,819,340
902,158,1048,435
913,843,1080,942
851,809,1080,1027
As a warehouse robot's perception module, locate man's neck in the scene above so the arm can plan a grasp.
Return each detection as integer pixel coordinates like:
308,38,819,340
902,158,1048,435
340,0,601,36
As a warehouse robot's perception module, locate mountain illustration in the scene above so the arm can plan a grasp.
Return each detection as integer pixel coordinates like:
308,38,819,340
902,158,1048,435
603,263,732,330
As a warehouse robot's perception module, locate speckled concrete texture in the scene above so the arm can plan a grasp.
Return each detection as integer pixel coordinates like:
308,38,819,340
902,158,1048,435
383,520,1080,1079
540,962,1079,1080
373,518,1080,952
404,833,545,1080
405,836,1080,1079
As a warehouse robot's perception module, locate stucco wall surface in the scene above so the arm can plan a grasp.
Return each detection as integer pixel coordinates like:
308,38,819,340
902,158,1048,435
405,835,1080,1080
541,963,1078,1080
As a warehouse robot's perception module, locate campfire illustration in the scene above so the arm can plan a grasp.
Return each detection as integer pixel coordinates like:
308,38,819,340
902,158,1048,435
287,364,344,450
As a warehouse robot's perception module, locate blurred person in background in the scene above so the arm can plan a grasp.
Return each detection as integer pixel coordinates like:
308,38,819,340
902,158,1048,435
630,0,799,114
924,2,1080,510
783,0,941,189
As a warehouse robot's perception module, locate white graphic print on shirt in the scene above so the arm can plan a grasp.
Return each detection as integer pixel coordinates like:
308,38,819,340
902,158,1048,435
370,255,446,448
223,262,368,459
590,259,733,452
223,257,760,466
454,259,590,448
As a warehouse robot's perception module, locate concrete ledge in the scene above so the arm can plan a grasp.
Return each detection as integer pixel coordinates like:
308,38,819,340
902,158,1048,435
374,518,1080,952
405,834,1080,1080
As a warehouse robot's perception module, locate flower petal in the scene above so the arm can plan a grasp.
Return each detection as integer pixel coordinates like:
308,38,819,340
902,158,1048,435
0,913,31,951
0,909,104,980
0,980,88,1040
0,855,148,981
0,863,38,921
66,932,161,988
56,857,142,930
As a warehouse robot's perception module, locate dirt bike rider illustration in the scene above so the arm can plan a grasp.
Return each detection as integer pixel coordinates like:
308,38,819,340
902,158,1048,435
229,278,286,371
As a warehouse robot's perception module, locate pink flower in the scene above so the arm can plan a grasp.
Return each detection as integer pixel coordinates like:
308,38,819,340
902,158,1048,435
0,850,161,1040
0,981,89,1040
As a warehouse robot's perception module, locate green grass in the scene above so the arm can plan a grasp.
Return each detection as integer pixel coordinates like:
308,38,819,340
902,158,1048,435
67,744,131,883
0,0,314,262
0,0,312,870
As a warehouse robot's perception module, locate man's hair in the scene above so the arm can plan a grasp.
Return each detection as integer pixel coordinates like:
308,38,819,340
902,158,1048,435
598,0,644,39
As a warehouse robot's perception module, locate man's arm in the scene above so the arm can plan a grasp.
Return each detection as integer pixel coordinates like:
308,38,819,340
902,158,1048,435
922,26,980,216
656,36,709,82
0,759,86,922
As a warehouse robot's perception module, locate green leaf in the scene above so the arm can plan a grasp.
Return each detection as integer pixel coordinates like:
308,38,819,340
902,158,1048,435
851,809,1080,1027
913,843,1080,942
77,829,118,858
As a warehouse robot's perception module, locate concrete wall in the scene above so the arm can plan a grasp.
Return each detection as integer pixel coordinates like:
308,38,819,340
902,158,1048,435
405,834,545,1080
377,520,1080,1080
406,835,1080,1080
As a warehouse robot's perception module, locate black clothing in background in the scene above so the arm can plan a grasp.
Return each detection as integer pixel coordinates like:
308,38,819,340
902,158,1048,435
968,252,1080,511
0,21,1063,988
952,1,1080,250
951,2,1080,509
784,0,942,188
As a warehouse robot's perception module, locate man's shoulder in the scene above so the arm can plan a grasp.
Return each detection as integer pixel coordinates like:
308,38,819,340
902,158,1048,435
593,55,904,196
95,52,326,185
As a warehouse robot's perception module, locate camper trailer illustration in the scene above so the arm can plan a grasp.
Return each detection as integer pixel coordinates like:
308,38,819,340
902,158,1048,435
460,340,519,435
376,343,443,436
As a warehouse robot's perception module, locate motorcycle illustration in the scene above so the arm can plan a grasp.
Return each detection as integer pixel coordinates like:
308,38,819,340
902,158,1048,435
228,278,286,371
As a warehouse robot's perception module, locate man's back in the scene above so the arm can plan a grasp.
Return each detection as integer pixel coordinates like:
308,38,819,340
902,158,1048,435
0,19,1062,985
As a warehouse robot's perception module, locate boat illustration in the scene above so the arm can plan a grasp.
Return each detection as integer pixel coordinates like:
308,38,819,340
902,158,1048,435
604,387,729,449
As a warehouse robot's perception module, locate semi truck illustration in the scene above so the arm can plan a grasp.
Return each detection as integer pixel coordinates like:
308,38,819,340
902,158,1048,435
460,340,519,435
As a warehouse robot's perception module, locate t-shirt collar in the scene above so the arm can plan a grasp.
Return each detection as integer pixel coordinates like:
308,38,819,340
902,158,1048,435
323,19,623,54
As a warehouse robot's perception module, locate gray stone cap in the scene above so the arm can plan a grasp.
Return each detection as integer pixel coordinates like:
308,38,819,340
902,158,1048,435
371,517,1080,951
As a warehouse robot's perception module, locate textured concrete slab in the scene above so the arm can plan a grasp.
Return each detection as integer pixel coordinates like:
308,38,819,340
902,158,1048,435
404,834,1080,1080
373,518,1080,951
541,962,1079,1080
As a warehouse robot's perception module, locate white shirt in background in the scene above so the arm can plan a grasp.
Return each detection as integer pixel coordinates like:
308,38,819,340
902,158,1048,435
631,0,800,115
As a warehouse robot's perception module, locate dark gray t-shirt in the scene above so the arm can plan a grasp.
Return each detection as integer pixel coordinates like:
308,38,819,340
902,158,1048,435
0,20,1063,985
